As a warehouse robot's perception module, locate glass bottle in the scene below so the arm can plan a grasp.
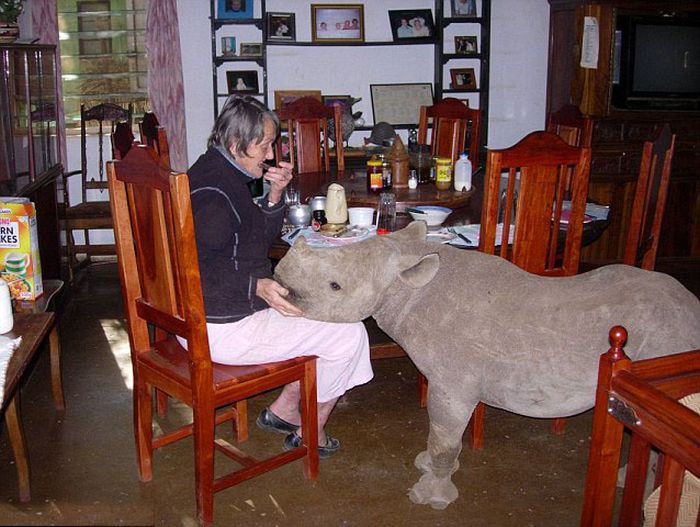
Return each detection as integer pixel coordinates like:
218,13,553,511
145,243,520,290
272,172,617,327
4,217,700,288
366,154,383,193
435,157,453,191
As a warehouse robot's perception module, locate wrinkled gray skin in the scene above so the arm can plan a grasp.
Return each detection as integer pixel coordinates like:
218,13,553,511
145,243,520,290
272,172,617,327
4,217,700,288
274,222,700,510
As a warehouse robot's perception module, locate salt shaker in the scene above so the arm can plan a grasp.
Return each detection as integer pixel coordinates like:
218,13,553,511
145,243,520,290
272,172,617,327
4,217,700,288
0,280,13,334
408,170,418,189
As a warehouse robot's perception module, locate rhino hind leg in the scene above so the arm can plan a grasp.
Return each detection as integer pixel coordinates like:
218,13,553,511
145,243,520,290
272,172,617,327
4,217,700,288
408,383,477,509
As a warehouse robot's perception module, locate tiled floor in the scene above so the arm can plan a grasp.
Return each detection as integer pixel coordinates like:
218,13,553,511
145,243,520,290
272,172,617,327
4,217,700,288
0,260,695,526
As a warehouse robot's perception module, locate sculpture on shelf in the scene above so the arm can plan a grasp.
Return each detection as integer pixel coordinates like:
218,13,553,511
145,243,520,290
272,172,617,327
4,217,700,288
328,97,363,147
274,221,700,510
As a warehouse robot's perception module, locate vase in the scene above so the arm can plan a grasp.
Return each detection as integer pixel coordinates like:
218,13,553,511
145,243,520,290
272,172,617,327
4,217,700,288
0,22,19,44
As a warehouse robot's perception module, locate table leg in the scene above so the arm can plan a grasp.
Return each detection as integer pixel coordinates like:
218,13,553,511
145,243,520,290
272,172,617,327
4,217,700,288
48,324,65,413
5,394,31,502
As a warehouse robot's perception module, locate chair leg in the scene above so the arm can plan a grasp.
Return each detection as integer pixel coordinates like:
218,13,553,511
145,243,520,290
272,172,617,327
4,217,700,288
233,399,248,442
552,417,566,435
5,395,31,502
193,406,216,526
418,373,428,408
467,402,485,450
134,378,154,482
300,360,319,480
155,389,168,418
48,324,66,413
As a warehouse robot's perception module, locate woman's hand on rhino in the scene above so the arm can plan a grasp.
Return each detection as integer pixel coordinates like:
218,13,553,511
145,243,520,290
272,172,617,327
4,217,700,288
256,277,303,317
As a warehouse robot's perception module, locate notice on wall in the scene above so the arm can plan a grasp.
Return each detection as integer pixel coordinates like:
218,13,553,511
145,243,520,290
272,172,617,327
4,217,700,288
580,16,599,69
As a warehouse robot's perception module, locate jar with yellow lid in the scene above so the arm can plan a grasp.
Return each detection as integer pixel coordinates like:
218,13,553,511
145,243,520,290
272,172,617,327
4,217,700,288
434,157,453,190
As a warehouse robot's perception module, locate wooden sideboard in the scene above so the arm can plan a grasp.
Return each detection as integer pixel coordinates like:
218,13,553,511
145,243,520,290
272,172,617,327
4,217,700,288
547,1,700,267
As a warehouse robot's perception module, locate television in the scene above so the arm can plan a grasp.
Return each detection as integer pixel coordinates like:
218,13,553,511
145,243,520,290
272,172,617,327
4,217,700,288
612,14,700,111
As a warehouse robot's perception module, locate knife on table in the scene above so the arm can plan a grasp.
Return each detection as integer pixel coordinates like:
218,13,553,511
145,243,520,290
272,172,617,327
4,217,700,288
288,228,302,241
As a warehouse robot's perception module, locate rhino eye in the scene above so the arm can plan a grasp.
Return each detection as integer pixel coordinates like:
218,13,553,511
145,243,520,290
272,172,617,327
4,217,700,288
330,281,341,291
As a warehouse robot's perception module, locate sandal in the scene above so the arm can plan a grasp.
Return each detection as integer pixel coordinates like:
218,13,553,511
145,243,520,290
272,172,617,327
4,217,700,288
283,431,340,459
256,407,299,435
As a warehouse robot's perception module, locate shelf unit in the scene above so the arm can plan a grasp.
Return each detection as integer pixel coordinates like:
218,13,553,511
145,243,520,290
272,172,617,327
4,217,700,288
210,0,268,117
209,1,490,155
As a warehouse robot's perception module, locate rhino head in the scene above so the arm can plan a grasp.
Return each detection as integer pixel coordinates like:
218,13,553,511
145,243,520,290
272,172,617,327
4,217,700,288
274,221,440,322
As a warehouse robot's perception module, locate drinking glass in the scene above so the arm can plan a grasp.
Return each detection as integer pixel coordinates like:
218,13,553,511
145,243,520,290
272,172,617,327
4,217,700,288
377,192,396,235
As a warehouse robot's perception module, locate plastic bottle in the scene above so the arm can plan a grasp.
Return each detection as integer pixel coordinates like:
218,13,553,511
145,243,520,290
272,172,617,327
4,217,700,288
453,151,472,192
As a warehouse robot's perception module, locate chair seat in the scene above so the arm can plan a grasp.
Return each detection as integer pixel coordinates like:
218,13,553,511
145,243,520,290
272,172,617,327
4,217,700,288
63,201,113,220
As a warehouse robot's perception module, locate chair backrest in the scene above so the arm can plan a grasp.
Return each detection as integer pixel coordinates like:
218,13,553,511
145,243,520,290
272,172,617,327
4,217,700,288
417,97,481,169
479,131,592,276
139,111,171,168
80,102,133,199
107,144,211,378
546,104,593,147
275,96,344,173
623,123,675,270
111,121,135,160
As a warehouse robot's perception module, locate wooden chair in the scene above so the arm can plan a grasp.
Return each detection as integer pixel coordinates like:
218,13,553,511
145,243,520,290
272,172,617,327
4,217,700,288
274,96,344,173
469,130,592,448
623,123,675,271
62,102,133,281
112,121,135,160
417,97,481,169
581,325,700,526
138,111,171,168
107,144,319,525
546,104,593,148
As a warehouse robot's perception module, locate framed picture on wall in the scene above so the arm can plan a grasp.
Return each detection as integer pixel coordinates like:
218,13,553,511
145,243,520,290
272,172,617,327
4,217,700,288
221,37,236,56
454,36,478,55
274,90,322,110
217,0,254,20
451,0,477,18
450,68,477,90
227,70,259,94
266,12,295,41
388,9,436,43
370,83,434,126
322,94,353,112
239,42,263,57
311,4,365,43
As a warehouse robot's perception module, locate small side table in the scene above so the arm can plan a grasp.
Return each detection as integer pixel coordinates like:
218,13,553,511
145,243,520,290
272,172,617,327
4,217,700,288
1,280,65,502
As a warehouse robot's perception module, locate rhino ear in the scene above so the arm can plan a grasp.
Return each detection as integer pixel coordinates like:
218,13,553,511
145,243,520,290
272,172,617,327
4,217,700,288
398,253,440,288
387,221,427,242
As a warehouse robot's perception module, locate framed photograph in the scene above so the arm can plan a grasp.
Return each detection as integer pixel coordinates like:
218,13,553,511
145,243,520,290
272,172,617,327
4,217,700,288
388,9,435,43
311,4,364,43
451,0,477,18
227,70,259,94
266,12,295,41
322,94,353,113
450,68,477,90
274,90,322,110
454,36,478,55
221,36,237,57
217,0,254,20
370,83,434,126
239,42,262,57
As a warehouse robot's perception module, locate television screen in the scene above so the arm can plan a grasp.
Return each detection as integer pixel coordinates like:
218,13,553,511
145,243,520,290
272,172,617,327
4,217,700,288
613,15,700,110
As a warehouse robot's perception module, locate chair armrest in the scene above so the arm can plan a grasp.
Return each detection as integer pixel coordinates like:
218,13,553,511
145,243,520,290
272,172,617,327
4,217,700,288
63,169,82,179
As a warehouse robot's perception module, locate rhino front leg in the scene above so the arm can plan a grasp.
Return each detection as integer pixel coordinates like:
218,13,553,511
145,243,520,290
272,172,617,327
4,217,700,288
408,381,478,510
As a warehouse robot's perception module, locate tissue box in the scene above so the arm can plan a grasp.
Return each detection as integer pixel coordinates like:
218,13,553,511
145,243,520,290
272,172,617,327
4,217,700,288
0,199,43,300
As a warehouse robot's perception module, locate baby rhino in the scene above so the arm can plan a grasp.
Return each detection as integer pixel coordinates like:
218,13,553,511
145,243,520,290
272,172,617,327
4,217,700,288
274,221,700,510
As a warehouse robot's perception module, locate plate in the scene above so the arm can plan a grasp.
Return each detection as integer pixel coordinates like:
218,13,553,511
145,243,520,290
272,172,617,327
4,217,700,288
426,232,456,244
320,226,369,239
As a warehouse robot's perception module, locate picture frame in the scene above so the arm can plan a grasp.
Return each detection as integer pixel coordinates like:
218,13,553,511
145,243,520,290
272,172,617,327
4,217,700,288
370,83,434,126
217,0,254,20
266,12,296,42
239,42,263,57
388,9,436,43
226,70,259,94
454,36,478,55
450,68,477,91
274,90,322,110
451,0,477,18
322,94,353,113
221,36,237,57
311,4,365,43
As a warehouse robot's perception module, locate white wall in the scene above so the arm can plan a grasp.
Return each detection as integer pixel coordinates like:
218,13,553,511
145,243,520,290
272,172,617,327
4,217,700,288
177,0,551,162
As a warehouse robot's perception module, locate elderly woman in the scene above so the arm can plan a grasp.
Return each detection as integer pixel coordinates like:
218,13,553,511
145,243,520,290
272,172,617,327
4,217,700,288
185,95,373,458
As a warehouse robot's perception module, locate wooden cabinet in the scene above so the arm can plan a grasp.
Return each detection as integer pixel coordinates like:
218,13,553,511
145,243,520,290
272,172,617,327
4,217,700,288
0,45,62,279
547,1,700,267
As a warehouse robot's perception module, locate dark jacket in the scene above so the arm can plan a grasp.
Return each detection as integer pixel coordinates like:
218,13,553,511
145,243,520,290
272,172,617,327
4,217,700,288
187,147,285,323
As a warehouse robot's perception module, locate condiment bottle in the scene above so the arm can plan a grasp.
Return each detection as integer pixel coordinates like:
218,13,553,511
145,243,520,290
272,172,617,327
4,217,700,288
0,280,13,334
435,157,453,190
311,209,327,231
366,155,383,193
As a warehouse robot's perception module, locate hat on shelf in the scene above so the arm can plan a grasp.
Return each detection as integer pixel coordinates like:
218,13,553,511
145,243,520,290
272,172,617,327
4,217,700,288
367,122,397,146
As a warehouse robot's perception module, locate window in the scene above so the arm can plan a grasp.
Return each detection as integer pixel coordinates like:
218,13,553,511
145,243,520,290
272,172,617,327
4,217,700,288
57,0,148,130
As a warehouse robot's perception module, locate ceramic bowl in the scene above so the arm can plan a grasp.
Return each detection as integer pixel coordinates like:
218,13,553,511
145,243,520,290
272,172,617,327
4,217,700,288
408,206,453,227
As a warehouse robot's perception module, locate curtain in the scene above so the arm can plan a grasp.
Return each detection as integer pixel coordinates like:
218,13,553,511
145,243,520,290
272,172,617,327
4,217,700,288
31,0,67,168
146,0,188,171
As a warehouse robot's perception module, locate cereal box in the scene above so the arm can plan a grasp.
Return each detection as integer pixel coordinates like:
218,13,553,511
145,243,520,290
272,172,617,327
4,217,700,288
0,198,43,300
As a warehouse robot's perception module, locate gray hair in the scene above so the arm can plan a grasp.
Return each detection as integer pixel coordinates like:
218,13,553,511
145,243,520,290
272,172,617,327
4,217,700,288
207,95,279,158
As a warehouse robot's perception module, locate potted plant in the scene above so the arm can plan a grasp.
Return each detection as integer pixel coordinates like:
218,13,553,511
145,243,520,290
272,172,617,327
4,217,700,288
0,0,24,43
